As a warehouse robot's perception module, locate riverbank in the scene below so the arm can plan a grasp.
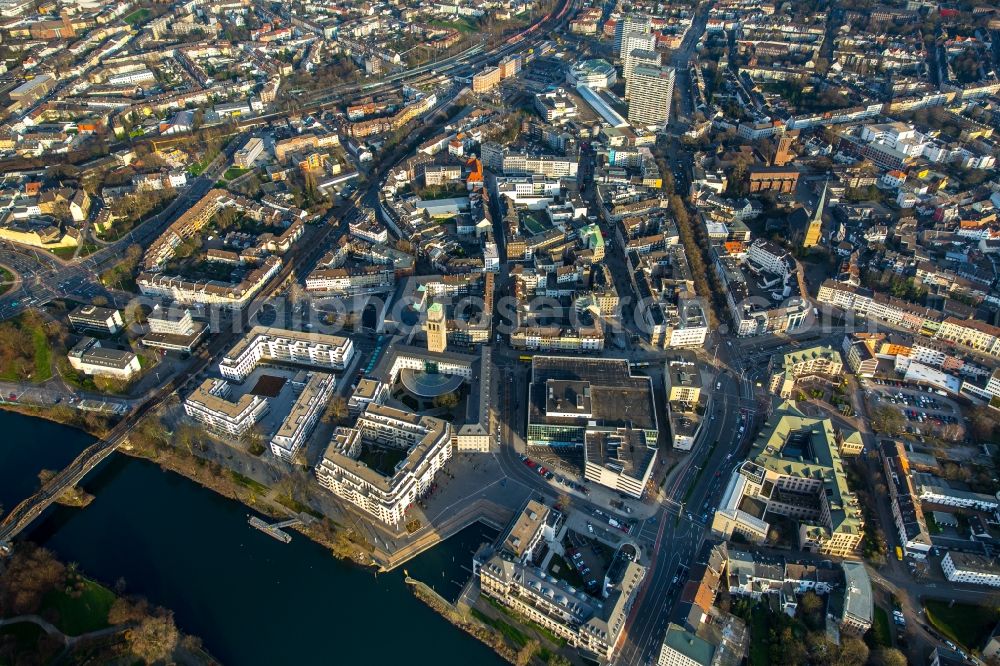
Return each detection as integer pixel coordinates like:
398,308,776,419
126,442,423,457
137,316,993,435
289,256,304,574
0,401,112,437
0,401,376,566
406,575,579,666
407,576,518,664
118,430,376,566
2,409,510,665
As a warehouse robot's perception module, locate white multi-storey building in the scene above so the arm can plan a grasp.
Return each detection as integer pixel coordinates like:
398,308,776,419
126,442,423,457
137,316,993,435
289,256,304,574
912,473,1000,511
615,13,651,58
107,68,156,85
315,406,452,526
304,266,395,294
183,378,269,437
942,552,1000,587
667,325,708,348
67,338,140,380
584,429,657,498
142,304,207,353
147,305,197,336
234,137,265,169
220,327,354,381
68,305,124,334
746,238,792,277
270,372,336,461
622,34,657,76
628,65,675,128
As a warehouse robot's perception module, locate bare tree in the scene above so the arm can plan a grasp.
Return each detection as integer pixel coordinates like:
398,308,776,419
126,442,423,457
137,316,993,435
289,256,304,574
126,613,179,664
322,396,349,425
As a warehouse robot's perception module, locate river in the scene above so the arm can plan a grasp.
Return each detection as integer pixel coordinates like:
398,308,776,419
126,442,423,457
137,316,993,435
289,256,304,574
1,411,505,665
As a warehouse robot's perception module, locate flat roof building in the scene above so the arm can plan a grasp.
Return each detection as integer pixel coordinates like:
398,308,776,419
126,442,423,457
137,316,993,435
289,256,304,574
567,59,616,89
10,74,55,104
658,624,715,666
840,561,874,634
358,342,493,453
270,371,336,461
183,378,269,438
142,305,207,353
68,304,124,334
627,65,675,129
528,356,658,448
220,326,354,381
499,499,559,563
584,428,657,498
666,351,703,403
942,552,1000,587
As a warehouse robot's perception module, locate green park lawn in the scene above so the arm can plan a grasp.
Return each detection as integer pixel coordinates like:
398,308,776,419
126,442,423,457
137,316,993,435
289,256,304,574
223,166,251,181
0,266,13,295
869,607,892,648
428,17,479,33
41,578,115,636
123,8,151,25
0,316,52,382
924,599,1000,650
229,470,269,495
31,325,52,382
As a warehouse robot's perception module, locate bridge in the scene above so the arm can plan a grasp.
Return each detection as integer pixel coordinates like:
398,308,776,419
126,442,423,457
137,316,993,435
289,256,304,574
0,395,158,546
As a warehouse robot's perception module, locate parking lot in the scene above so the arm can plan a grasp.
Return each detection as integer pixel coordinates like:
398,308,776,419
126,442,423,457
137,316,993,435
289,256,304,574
520,452,591,494
866,382,965,437
561,528,614,595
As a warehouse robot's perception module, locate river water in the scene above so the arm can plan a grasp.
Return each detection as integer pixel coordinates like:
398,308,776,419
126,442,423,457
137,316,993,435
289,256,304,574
1,411,504,665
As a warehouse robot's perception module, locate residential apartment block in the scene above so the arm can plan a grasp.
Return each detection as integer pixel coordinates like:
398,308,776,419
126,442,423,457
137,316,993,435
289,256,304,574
183,378,269,438
768,345,845,399
879,440,932,559
627,65,675,128
941,552,1000,587
269,372,336,461
477,551,645,661
315,406,452,526
219,327,354,382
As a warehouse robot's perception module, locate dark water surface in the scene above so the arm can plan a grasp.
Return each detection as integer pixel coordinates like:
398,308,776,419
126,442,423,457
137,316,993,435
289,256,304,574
2,411,505,665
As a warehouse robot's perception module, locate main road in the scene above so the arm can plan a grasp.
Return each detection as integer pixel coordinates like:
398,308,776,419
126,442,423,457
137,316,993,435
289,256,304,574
616,336,759,666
